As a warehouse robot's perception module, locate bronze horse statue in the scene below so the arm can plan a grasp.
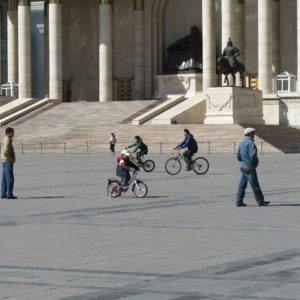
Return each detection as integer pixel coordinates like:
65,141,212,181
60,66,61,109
218,56,246,87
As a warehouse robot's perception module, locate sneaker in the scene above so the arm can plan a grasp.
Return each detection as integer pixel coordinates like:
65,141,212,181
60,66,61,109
1,196,6,199
236,202,247,207
7,196,17,199
258,201,270,206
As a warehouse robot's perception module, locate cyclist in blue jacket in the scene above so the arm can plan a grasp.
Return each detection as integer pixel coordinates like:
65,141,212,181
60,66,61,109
175,129,198,171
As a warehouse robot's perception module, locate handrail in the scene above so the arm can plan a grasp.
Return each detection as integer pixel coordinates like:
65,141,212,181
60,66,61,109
2,140,295,154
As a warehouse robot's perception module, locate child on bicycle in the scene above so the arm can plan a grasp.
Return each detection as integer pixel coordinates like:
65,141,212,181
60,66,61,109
128,136,148,163
116,149,139,188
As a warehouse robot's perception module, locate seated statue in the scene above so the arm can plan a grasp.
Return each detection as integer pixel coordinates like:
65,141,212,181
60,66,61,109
166,26,202,72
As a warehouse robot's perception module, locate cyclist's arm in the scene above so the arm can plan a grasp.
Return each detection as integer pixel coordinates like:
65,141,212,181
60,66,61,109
128,143,136,149
178,136,190,148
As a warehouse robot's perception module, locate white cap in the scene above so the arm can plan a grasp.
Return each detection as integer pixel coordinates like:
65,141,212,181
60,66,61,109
121,149,130,156
244,127,256,136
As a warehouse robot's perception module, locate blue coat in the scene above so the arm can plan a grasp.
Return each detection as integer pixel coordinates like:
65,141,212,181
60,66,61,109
237,137,259,169
178,134,198,152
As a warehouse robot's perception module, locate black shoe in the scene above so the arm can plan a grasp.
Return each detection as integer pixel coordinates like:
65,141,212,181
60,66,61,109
186,168,192,171
7,196,17,199
1,196,6,199
236,202,247,207
258,201,270,206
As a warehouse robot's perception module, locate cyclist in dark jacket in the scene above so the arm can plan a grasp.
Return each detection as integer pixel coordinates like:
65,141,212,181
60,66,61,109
116,149,139,187
128,136,148,162
175,129,198,171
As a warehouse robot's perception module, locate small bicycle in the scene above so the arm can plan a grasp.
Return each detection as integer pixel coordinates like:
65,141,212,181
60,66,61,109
107,170,148,199
165,150,209,175
129,154,155,172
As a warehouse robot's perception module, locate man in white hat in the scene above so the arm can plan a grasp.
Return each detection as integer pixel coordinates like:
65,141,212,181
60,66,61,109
236,128,269,207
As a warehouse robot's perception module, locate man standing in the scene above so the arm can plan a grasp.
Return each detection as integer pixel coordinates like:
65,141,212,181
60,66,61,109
175,129,198,171
236,128,269,207
1,127,17,199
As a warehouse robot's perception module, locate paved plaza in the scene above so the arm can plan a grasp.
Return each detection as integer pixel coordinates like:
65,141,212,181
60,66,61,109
0,154,300,300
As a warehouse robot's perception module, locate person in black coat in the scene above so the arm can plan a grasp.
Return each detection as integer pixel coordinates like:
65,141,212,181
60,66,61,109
174,129,198,171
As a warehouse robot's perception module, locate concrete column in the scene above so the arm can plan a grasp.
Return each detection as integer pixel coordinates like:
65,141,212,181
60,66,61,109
222,0,235,49
258,0,273,94
272,0,280,77
99,0,113,102
297,0,300,91
18,0,31,99
222,0,235,85
49,0,62,100
8,0,18,83
202,0,216,92
235,0,244,63
134,0,145,100
235,0,245,87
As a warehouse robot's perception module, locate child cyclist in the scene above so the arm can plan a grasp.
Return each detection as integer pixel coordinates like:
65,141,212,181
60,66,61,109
128,136,148,163
116,149,139,189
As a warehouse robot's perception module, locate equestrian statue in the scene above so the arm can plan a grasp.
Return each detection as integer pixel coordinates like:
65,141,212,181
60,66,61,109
218,38,246,87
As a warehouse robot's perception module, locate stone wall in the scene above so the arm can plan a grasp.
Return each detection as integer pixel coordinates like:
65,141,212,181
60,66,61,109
280,0,297,74
62,0,99,101
165,0,202,49
113,0,134,98
263,94,300,127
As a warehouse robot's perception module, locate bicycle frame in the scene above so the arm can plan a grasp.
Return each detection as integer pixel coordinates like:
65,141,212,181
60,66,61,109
174,150,191,162
129,155,144,166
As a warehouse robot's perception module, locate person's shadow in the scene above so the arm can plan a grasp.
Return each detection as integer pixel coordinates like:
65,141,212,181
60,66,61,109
269,203,300,207
19,196,66,200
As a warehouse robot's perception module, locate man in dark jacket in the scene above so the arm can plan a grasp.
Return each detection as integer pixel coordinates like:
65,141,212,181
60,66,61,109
116,149,139,188
175,129,198,171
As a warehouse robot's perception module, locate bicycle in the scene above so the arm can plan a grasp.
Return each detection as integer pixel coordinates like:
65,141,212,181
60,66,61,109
165,150,209,175
107,170,148,199
129,154,155,172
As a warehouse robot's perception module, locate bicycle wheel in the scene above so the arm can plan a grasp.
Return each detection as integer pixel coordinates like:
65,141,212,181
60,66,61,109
107,180,121,198
192,157,209,175
132,180,148,198
143,160,155,172
165,158,181,175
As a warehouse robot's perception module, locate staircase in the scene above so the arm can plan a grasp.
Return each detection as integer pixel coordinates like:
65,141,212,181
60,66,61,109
4,101,300,154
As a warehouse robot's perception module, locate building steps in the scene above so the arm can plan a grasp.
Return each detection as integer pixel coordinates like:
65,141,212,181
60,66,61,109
0,98,54,127
132,95,185,125
151,94,206,125
2,101,300,154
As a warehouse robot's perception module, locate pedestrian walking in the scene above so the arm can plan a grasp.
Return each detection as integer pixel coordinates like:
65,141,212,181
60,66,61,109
109,133,117,155
236,128,269,207
1,127,17,199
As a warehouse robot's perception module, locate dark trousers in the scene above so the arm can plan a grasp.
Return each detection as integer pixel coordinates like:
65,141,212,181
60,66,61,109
110,144,115,153
1,162,14,198
121,176,130,186
137,149,148,162
236,168,264,204
183,150,197,170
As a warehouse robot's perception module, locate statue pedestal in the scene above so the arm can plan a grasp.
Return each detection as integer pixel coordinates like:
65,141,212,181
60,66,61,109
204,87,265,125
154,73,202,98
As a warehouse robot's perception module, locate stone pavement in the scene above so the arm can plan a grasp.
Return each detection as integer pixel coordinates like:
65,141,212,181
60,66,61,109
0,154,300,300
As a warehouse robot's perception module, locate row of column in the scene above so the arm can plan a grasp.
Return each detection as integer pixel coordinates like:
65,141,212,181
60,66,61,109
203,0,282,95
8,0,145,102
8,0,62,100
99,0,145,101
